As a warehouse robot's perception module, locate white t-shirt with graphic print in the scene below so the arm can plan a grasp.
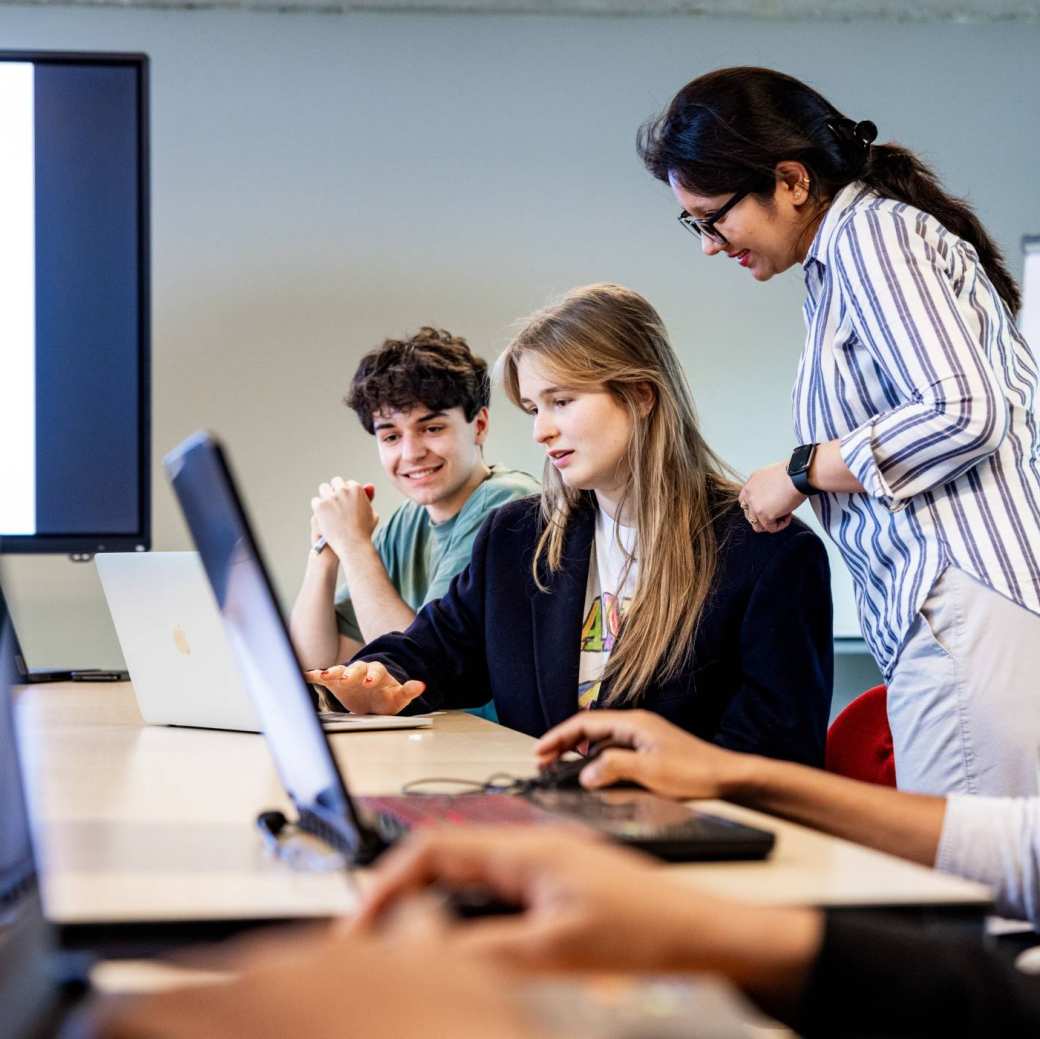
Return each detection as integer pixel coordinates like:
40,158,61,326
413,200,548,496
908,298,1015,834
578,508,638,709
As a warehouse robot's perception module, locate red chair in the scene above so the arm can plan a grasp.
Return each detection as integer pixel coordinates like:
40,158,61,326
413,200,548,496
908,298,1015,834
825,684,896,787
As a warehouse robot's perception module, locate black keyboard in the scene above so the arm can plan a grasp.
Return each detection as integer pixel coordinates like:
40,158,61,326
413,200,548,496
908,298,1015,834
357,790,775,863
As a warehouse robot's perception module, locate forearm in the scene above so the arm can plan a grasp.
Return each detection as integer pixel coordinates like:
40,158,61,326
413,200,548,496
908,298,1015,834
658,896,823,1019
355,555,492,713
290,555,345,669
722,756,946,867
806,438,865,494
341,542,417,643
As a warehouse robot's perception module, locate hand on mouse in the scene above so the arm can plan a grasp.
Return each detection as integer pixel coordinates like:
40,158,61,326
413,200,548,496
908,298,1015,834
535,710,749,799
304,660,425,715
534,740,634,789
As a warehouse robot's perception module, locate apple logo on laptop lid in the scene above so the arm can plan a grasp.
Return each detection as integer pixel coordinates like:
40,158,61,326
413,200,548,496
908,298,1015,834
172,626,191,656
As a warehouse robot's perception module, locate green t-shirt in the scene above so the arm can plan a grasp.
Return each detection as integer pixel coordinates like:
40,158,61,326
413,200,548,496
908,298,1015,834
334,464,539,720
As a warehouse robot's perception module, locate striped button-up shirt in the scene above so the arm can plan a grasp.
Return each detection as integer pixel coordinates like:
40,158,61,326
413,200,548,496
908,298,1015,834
794,181,1040,677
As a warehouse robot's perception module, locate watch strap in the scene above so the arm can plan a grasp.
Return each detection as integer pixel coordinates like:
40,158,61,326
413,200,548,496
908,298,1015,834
788,444,819,496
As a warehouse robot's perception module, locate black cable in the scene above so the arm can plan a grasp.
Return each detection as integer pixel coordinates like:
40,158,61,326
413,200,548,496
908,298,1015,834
399,773,531,796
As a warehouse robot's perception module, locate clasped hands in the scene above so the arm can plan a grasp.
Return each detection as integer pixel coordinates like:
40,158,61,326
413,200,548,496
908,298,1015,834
310,476,378,559
739,461,805,534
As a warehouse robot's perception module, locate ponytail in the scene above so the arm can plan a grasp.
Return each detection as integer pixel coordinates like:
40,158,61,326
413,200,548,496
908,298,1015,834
638,67,1020,313
860,144,1020,312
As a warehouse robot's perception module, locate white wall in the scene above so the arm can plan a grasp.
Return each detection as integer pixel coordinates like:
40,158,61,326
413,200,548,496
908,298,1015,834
3,7,1039,667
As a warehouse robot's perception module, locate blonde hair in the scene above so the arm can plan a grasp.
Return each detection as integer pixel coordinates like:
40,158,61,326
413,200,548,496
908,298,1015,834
499,283,739,705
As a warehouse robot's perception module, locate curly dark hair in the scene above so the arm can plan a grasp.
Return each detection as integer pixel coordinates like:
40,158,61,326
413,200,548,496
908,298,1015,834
345,327,491,435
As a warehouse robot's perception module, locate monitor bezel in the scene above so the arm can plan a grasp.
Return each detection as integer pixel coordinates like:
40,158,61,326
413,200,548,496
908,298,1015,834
0,50,151,556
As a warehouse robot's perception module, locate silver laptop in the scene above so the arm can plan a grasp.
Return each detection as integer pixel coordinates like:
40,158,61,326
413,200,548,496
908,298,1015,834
95,551,431,734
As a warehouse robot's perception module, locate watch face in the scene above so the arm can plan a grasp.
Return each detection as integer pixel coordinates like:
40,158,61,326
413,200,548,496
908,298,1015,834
788,444,814,475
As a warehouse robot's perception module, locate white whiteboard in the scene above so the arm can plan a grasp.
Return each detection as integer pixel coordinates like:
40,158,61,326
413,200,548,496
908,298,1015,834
1023,238,1040,351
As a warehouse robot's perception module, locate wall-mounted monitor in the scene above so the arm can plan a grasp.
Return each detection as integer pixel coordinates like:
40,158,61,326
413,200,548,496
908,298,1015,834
0,51,150,556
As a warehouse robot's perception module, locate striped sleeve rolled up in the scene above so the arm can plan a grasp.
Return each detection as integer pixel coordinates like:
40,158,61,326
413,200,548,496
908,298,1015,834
794,182,1040,676
835,206,1011,508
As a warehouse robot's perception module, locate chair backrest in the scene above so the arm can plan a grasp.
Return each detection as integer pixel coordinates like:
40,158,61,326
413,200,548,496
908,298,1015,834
825,684,896,787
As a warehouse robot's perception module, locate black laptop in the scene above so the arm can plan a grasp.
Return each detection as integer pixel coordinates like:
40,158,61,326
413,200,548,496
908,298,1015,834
164,432,775,864
0,585,72,685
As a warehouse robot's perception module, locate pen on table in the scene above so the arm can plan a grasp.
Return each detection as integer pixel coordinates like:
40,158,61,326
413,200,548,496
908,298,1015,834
312,483,375,555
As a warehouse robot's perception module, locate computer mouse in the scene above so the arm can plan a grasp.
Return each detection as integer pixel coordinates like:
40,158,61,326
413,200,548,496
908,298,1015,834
442,886,524,919
534,741,636,790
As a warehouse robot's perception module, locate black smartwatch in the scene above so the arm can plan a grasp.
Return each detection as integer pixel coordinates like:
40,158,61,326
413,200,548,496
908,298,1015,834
787,443,820,496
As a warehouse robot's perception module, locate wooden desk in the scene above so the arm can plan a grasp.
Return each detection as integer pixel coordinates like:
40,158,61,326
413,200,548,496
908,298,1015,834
16,682,992,927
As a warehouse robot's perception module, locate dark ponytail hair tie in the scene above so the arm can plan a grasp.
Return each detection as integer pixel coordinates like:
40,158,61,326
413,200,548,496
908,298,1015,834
853,120,878,146
827,117,878,174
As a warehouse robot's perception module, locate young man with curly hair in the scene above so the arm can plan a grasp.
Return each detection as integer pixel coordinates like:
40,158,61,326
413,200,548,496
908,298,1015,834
290,328,537,719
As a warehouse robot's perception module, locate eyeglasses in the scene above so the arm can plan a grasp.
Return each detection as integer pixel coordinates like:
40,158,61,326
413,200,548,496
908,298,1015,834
677,191,748,246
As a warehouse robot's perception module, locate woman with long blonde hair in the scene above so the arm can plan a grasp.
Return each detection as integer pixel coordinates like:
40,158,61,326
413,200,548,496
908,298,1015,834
311,283,832,763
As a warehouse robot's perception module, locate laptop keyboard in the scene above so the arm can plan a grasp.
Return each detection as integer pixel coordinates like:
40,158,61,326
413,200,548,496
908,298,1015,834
364,792,727,840
352,790,773,862
361,794,554,841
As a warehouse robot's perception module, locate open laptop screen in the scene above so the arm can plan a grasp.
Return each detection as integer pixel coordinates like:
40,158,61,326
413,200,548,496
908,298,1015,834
0,582,60,1037
164,433,369,850
0,630,33,908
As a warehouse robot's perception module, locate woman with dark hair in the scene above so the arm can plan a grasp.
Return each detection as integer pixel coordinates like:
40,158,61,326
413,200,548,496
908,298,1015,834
638,67,1040,798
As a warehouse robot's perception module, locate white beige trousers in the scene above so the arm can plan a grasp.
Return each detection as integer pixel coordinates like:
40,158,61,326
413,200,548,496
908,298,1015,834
887,567,1040,796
